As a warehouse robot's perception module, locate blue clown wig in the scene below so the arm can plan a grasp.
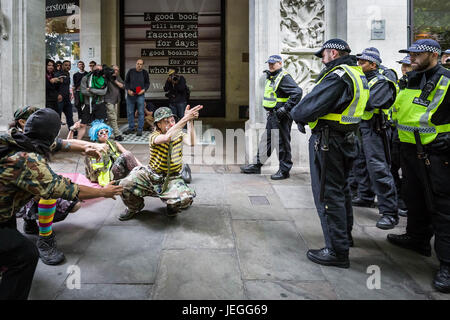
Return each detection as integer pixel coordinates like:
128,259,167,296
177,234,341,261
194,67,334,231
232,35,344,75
88,120,113,142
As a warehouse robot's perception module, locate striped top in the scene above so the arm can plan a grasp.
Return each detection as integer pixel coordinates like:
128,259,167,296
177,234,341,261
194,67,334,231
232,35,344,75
149,131,186,174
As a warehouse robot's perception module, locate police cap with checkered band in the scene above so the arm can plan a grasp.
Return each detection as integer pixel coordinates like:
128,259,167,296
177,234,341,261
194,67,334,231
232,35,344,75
315,39,351,58
399,39,441,55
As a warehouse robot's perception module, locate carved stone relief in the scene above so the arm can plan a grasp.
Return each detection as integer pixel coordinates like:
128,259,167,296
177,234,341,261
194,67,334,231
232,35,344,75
280,0,325,92
0,0,8,41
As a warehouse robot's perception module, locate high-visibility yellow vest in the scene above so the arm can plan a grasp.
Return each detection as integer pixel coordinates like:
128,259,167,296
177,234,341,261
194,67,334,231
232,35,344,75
361,74,398,121
308,64,370,130
262,70,290,108
91,140,121,186
393,74,450,145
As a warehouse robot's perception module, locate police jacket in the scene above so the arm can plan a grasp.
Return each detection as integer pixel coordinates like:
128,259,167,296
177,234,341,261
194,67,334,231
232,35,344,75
291,55,359,132
364,69,396,113
264,68,303,112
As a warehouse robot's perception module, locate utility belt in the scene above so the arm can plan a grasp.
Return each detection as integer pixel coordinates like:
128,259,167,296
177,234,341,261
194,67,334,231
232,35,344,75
312,120,359,134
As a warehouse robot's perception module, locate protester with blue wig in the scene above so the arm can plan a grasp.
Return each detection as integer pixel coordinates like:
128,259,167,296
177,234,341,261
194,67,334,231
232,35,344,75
84,120,141,186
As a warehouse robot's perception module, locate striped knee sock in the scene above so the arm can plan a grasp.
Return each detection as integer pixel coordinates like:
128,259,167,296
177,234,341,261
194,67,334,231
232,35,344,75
38,199,57,237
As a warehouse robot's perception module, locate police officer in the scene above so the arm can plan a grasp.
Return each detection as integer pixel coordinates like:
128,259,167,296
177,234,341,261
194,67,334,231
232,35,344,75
392,55,413,217
291,39,370,268
352,48,399,230
240,55,303,180
389,39,450,293
441,49,450,66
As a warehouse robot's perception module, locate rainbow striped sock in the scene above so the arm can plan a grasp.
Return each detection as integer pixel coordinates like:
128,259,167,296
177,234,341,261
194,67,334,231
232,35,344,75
38,199,56,237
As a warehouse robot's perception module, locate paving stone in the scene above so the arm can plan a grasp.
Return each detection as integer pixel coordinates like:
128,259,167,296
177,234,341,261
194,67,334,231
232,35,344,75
56,284,152,300
364,226,440,293
233,220,325,281
429,292,450,300
245,280,338,300
153,249,245,300
272,185,315,209
228,193,290,221
320,255,428,300
190,174,226,206
29,254,81,300
76,226,164,284
164,206,234,249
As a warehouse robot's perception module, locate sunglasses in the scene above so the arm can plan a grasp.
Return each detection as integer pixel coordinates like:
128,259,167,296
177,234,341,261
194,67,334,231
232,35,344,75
98,129,109,135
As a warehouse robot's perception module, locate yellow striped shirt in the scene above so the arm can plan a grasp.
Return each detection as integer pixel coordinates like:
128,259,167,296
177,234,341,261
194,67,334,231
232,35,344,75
149,131,186,174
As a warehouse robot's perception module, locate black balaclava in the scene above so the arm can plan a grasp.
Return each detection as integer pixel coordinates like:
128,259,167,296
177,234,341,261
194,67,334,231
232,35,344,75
8,108,61,159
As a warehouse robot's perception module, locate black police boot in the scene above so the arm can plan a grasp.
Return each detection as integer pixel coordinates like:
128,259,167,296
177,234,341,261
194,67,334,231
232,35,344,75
23,219,39,235
398,208,408,217
37,233,65,265
270,170,290,180
433,263,450,293
352,197,376,208
376,214,399,230
386,233,432,257
306,248,350,268
240,164,262,174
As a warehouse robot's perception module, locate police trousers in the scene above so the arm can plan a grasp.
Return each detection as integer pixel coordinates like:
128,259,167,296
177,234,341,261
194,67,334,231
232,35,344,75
309,129,358,255
355,120,398,216
256,111,293,173
0,218,39,300
401,143,450,264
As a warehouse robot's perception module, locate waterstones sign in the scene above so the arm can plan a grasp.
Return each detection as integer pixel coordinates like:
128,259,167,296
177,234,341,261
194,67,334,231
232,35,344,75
46,0,79,18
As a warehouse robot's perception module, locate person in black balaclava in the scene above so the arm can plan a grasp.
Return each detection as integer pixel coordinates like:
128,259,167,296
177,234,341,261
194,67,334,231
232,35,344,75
0,108,123,300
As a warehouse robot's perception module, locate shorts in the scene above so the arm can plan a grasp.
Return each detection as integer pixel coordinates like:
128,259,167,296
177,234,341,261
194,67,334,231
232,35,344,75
80,103,107,125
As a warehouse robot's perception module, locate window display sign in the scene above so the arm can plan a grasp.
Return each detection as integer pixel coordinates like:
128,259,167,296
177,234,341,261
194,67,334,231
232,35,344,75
46,0,79,19
123,0,224,117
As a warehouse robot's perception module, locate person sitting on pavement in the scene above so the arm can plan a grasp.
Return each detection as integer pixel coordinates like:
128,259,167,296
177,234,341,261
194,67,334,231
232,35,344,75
9,105,109,266
0,108,123,300
83,120,142,187
118,105,202,220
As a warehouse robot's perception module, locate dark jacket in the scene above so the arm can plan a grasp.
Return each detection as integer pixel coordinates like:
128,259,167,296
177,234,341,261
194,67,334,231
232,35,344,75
55,70,71,99
125,68,150,93
264,68,303,112
364,69,396,112
46,74,60,104
164,75,189,103
290,55,358,132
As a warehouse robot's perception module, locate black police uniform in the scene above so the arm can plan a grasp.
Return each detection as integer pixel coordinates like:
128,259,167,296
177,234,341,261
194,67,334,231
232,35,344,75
353,70,399,223
291,54,360,258
390,64,450,264
256,68,303,174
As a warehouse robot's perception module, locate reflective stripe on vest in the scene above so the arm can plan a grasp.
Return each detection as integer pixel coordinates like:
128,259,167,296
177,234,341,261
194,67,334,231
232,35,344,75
308,65,370,129
394,75,450,145
361,74,398,121
263,70,290,108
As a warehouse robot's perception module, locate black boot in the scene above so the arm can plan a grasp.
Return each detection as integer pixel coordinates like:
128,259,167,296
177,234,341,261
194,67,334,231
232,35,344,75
352,197,376,208
23,219,39,235
434,264,450,293
398,208,408,217
376,214,399,230
240,164,261,174
306,248,350,268
386,233,432,257
36,233,65,265
270,169,290,180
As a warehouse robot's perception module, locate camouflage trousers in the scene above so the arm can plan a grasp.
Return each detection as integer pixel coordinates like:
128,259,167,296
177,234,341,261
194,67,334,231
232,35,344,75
119,166,196,213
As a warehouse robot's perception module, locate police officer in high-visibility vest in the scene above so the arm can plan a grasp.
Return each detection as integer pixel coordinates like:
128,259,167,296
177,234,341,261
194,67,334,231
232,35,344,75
351,48,399,230
240,55,303,180
389,39,450,293
291,39,370,268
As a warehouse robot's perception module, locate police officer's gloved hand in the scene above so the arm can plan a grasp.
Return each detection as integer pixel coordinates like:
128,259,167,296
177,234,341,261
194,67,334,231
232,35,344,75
275,106,289,120
296,122,306,134
430,134,450,152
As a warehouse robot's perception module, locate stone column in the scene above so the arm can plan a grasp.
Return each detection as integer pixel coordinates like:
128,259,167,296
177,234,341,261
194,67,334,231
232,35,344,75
246,0,281,167
0,0,45,132
80,0,102,65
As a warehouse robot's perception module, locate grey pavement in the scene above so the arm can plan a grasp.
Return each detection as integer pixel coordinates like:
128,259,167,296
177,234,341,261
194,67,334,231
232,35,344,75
19,149,449,300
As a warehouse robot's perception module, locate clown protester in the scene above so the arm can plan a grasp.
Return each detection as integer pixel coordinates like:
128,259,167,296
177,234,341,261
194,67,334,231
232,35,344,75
85,120,142,186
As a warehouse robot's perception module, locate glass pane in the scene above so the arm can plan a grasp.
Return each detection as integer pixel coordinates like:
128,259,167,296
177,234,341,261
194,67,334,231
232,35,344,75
413,0,450,50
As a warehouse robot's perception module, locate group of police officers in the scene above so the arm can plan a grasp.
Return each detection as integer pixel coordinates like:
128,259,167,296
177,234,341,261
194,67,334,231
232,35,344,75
241,39,450,293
